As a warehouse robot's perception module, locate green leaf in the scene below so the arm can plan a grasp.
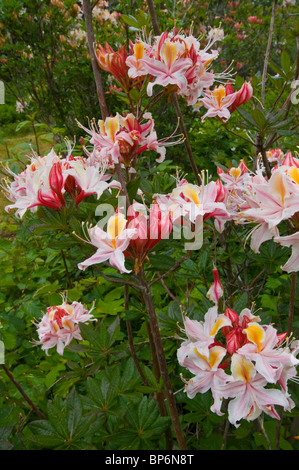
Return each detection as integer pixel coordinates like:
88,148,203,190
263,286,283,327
86,372,119,412
126,177,141,202
252,108,266,130
233,292,248,312
66,389,83,438
121,11,150,30
269,59,283,76
29,420,64,448
236,108,258,127
121,14,140,28
281,50,291,75
15,120,30,132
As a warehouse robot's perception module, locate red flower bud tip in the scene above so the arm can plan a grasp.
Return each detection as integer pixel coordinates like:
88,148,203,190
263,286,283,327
206,268,223,304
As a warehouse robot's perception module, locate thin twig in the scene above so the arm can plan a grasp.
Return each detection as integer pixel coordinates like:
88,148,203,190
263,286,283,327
139,267,187,450
275,408,283,450
145,322,173,450
258,415,271,450
1,364,47,420
149,253,190,286
159,276,185,307
114,162,131,207
83,0,108,119
287,272,297,338
60,249,72,289
124,285,149,387
31,120,40,155
94,265,142,291
223,121,257,147
221,419,230,450
261,0,277,106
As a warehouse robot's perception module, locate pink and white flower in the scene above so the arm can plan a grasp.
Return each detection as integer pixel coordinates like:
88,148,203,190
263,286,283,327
274,231,299,273
78,209,137,274
198,80,252,121
178,306,232,362
3,149,117,218
182,345,228,415
178,296,299,427
126,29,223,105
238,168,299,231
36,300,96,355
200,84,238,121
154,174,229,228
215,354,290,427
237,323,299,383
78,112,180,169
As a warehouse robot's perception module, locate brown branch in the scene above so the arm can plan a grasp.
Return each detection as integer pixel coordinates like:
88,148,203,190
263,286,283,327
146,322,173,450
146,0,160,36
261,0,277,106
124,285,149,387
1,365,47,420
83,0,108,120
160,277,185,307
94,265,142,290
60,249,72,289
171,95,202,185
114,162,131,207
139,267,187,450
287,272,297,338
149,253,190,286
91,0,100,10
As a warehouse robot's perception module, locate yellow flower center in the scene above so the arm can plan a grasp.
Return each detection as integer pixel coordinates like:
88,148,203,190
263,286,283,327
107,213,126,248
229,167,241,179
288,167,299,185
213,86,226,107
244,323,265,352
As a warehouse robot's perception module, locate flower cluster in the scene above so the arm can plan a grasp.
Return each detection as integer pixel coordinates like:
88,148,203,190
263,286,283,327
96,27,232,106
95,29,252,121
215,150,299,273
77,201,172,274
2,148,118,218
93,2,121,26
78,112,182,172
76,170,237,275
126,28,224,105
35,300,96,355
178,304,299,428
198,80,253,122
154,171,229,229
96,42,133,93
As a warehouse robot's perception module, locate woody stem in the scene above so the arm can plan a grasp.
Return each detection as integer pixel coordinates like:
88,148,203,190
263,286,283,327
138,267,187,450
1,364,47,420
83,0,108,120
146,322,173,450
287,272,297,338
124,285,149,387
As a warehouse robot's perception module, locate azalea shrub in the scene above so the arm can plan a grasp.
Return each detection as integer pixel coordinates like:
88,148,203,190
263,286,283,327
0,0,299,452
